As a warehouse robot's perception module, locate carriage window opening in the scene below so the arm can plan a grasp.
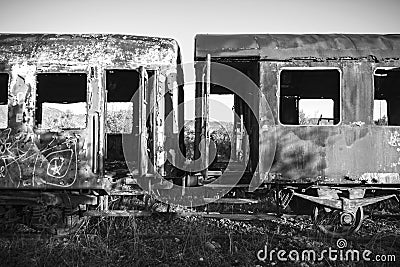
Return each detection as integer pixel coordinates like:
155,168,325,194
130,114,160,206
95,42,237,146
373,68,400,126
106,70,140,134
373,100,388,125
36,73,87,129
298,99,334,125
279,69,340,125
0,73,9,128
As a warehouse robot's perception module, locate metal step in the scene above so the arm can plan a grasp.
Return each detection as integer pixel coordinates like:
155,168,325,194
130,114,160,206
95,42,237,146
85,210,153,217
109,189,146,196
203,198,259,204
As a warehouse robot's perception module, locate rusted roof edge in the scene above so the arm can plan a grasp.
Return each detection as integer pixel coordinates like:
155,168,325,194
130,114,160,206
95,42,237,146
195,34,400,61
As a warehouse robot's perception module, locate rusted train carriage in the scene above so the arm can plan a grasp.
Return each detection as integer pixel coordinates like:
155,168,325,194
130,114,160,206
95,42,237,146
194,34,400,235
0,34,184,229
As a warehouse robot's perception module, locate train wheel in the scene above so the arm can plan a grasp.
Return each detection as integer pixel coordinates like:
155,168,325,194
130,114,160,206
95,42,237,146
312,206,364,237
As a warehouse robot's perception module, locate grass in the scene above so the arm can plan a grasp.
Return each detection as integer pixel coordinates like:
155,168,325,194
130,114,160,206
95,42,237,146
1,209,400,266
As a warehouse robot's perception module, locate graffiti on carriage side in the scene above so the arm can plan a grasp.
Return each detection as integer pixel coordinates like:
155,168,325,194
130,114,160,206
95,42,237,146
46,153,69,177
0,128,78,187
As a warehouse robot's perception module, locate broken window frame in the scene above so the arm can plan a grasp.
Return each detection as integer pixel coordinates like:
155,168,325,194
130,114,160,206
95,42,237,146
278,67,342,127
372,67,400,127
35,71,89,130
0,72,9,129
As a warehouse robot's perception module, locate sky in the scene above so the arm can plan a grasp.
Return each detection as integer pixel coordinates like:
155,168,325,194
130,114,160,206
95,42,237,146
1,0,399,121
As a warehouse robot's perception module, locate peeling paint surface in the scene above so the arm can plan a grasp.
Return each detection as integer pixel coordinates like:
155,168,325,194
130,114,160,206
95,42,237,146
0,34,182,190
0,34,179,67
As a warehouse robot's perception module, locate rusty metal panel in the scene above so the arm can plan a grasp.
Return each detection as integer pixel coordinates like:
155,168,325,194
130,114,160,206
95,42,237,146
259,62,278,121
138,67,148,176
193,59,210,175
270,126,338,182
259,62,278,180
341,62,373,124
195,34,400,61
269,123,400,184
155,70,166,176
269,124,400,184
88,67,103,175
324,126,400,183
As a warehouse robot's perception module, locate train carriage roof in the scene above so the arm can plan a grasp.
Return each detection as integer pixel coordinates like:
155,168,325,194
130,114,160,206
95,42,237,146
195,34,400,61
0,34,180,65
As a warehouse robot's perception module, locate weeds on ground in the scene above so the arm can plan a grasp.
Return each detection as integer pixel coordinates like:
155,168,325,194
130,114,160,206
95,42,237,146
0,214,399,266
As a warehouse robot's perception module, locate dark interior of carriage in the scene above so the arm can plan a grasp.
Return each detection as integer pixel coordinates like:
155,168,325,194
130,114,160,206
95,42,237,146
0,73,8,105
279,69,340,126
35,73,87,129
0,73,8,128
374,68,400,126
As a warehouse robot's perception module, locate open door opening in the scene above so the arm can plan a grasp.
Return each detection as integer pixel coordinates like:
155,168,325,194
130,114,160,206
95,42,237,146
209,85,259,178
195,59,259,183
103,70,140,176
105,69,155,177
105,69,138,172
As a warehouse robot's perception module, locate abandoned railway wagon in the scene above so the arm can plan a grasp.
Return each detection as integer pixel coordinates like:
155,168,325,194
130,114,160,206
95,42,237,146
194,34,400,236
0,34,184,230
2,33,400,237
